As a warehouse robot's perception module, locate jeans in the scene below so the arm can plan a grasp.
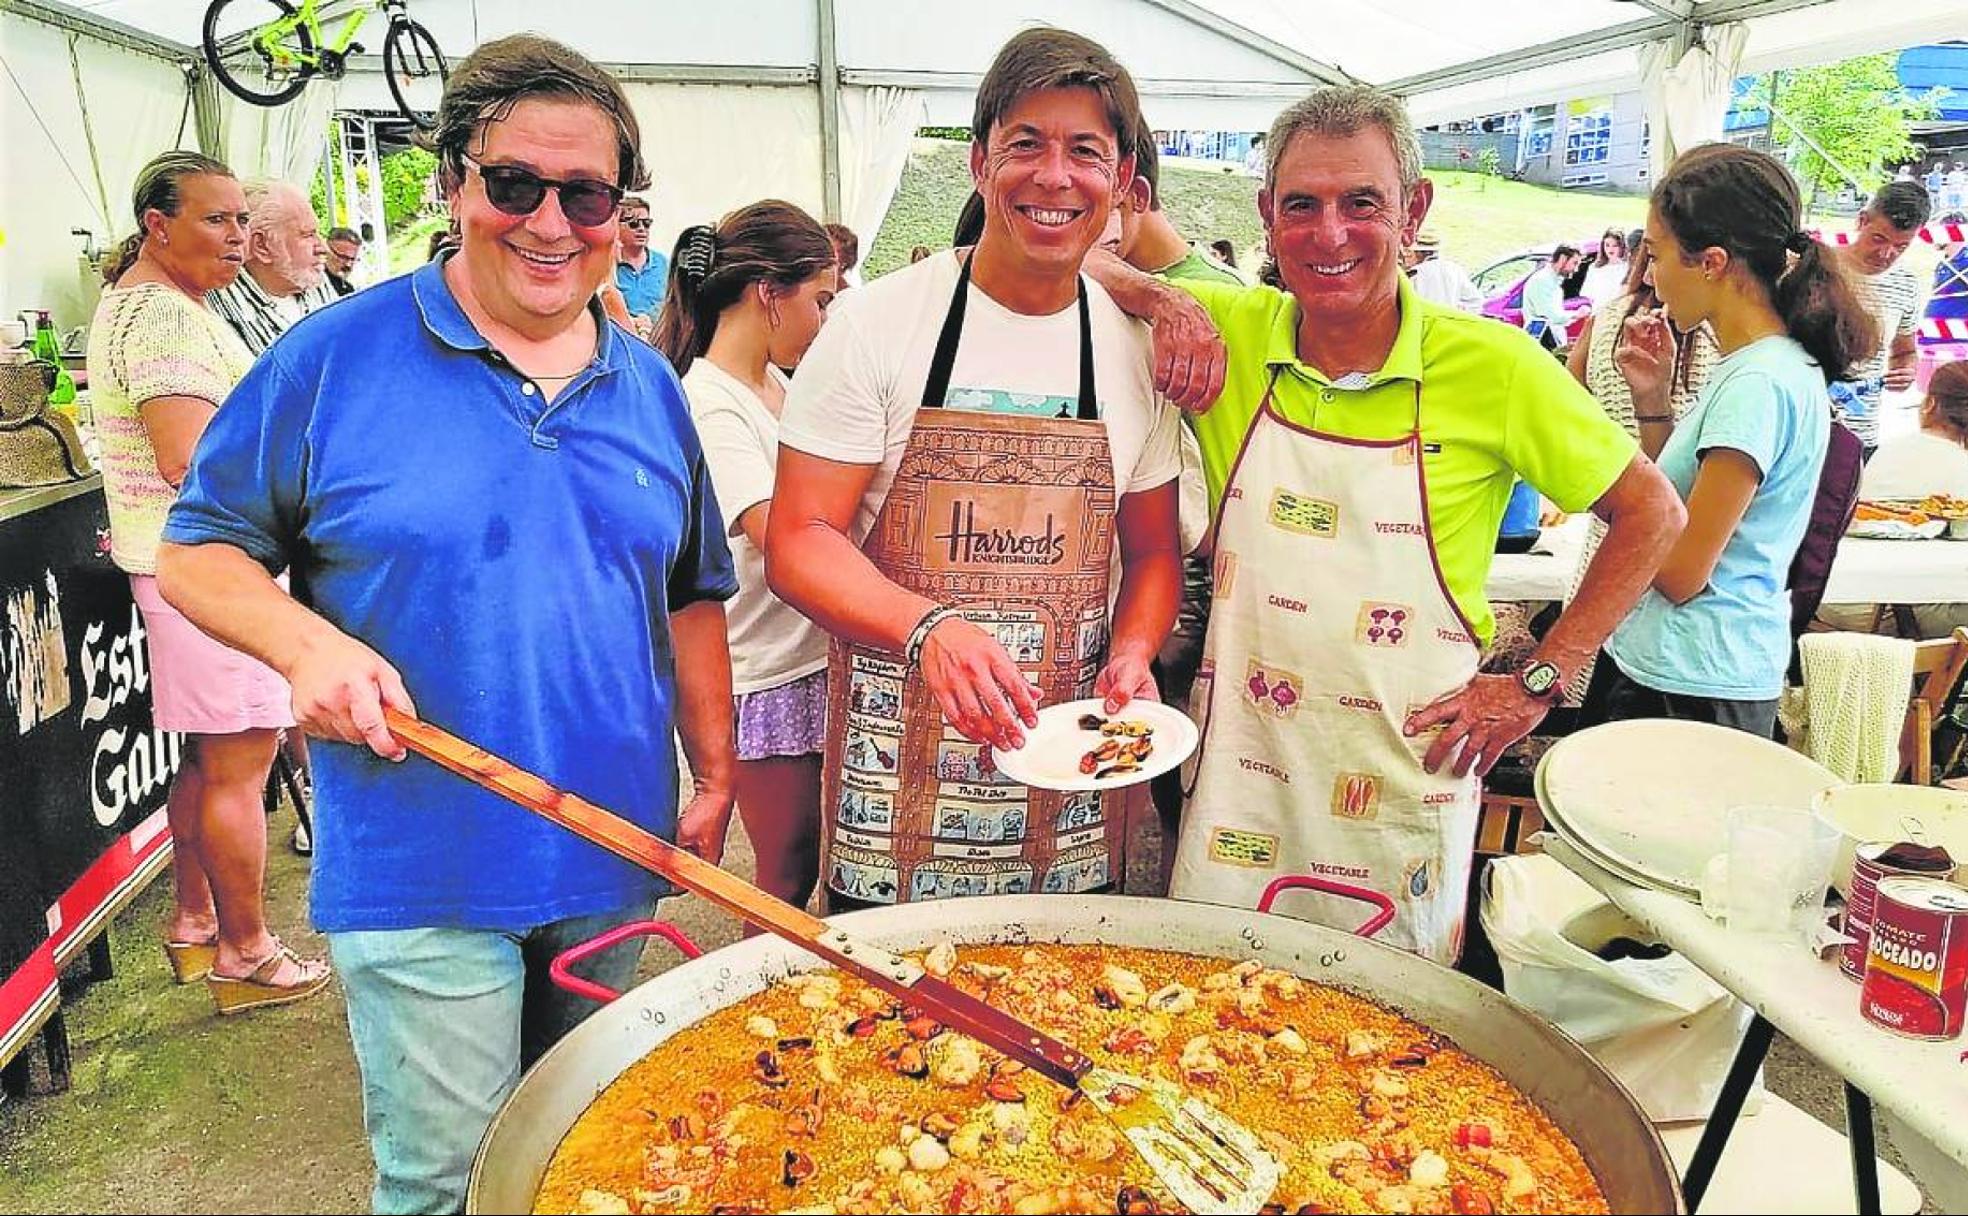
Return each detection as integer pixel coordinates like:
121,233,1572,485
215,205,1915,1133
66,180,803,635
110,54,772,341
329,901,654,1215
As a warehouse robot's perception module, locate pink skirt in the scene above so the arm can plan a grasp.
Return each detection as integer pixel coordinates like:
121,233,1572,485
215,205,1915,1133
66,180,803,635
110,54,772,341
130,575,295,735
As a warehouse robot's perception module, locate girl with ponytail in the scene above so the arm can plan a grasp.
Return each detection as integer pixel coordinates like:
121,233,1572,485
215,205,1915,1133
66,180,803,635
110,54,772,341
1582,143,1878,738
653,200,838,917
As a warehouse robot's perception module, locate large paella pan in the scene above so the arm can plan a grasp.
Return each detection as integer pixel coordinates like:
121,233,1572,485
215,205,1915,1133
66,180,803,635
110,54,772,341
471,895,1680,1215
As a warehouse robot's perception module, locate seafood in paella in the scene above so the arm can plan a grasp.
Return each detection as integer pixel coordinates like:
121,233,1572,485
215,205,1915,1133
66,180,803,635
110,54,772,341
535,943,1607,1215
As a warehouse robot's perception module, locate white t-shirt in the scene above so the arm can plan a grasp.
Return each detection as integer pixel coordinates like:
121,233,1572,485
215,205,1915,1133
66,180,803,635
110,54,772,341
779,252,1183,550
1409,256,1482,312
1845,262,1924,445
1859,430,1968,501
1580,260,1630,309
683,360,829,694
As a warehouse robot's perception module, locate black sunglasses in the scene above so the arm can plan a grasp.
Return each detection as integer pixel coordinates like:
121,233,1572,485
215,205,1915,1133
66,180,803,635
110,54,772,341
623,217,653,230
465,157,623,227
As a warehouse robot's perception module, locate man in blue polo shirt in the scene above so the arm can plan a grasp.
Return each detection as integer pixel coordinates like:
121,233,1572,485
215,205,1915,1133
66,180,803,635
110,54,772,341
156,36,738,1214
614,193,667,330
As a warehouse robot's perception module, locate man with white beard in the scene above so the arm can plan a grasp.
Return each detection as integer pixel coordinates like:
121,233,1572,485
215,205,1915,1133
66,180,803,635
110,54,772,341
207,179,338,354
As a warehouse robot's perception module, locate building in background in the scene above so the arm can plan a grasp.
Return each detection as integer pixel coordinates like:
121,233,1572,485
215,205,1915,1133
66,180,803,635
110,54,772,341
1417,43,1966,196
1152,45,1965,200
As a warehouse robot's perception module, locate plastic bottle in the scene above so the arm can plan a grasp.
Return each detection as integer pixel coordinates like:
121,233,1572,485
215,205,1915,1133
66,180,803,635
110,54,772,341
31,310,77,410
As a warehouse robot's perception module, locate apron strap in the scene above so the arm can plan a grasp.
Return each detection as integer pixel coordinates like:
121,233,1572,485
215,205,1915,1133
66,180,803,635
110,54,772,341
920,253,1100,420
1073,286,1098,421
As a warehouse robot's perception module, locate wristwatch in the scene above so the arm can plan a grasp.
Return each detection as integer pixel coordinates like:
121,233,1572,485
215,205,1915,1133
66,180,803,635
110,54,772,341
1517,660,1565,703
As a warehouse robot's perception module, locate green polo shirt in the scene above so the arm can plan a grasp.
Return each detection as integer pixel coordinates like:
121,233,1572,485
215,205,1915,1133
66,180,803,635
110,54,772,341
1179,274,1637,644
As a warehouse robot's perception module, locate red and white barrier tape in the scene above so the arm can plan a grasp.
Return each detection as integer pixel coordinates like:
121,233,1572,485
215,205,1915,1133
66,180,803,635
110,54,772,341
1814,222,1968,246
1920,318,1968,341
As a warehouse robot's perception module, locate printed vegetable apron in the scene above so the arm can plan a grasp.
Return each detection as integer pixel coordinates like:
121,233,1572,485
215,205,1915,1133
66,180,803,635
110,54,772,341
1169,370,1482,962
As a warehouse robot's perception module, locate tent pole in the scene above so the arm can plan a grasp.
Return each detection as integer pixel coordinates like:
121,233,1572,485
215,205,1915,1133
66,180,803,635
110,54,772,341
191,66,225,158
817,0,842,223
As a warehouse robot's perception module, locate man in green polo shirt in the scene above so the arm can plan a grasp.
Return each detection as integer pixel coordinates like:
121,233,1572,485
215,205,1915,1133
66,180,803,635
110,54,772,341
1087,85,1684,961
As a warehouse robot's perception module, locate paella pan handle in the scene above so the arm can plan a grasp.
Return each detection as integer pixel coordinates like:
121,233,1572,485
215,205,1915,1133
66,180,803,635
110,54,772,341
1257,874,1396,938
380,709,1092,1090
550,920,704,1005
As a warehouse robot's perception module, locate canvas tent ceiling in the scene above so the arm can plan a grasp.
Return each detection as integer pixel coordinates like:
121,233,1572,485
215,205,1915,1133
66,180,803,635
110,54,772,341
60,0,1968,123
6,0,1968,328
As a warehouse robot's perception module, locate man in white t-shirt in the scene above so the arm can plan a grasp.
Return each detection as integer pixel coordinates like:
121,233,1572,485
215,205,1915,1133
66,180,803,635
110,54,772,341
1836,180,1930,452
766,28,1188,907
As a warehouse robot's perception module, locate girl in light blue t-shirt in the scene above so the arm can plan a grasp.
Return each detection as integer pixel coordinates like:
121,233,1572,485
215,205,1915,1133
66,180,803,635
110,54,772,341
1583,144,1879,738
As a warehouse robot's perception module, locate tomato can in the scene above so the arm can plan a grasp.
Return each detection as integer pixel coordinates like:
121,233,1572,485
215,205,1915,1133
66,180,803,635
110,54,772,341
1859,877,1968,1040
1842,841,1958,981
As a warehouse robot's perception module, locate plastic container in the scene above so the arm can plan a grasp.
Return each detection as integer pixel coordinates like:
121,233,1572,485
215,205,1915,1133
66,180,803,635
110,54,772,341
1496,479,1541,552
1813,784,1968,896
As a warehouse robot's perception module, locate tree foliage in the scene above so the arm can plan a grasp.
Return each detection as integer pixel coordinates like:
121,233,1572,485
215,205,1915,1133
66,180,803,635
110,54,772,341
309,129,437,235
1749,53,1945,194
379,147,438,231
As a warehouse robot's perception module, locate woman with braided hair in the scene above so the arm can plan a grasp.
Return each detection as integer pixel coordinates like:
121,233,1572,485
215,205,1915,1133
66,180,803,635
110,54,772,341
652,200,839,916
1581,143,1878,737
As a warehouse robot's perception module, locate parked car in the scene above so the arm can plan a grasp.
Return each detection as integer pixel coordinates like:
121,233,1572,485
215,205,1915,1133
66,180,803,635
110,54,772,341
1474,243,1594,344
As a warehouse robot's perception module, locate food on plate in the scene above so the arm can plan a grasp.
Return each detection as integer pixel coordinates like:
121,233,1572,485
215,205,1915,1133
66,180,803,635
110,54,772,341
1919,494,1968,520
1856,501,1932,526
536,943,1609,1215
1076,716,1156,778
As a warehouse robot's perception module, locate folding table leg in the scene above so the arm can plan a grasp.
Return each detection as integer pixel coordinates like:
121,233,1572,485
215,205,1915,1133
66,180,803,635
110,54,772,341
0,1049,29,1098
40,1011,70,1093
1845,1084,1881,1216
1683,1013,1777,1210
87,935,113,983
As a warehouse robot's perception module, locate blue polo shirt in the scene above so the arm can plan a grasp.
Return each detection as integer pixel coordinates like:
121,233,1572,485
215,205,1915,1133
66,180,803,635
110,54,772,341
616,251,668,317
163,259,737,932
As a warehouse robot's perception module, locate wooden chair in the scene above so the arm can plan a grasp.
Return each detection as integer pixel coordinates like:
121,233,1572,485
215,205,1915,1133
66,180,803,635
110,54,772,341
1476,791,1545,854
1900,627,1968,785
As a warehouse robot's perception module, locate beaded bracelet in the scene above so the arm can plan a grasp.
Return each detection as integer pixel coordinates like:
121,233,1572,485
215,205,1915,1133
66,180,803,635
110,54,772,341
906,606,962,668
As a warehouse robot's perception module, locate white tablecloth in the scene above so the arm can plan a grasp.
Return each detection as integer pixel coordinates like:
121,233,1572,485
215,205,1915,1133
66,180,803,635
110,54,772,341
1486,515,1590,604
1824,538,1968,606
1543,835,1968,1194
1485,521,1968,608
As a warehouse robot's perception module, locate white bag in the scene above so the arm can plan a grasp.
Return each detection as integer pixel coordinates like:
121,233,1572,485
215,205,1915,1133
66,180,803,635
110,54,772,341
1480,854,1759,1123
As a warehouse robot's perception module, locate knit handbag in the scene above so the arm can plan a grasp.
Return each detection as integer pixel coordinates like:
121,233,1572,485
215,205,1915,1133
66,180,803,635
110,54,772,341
0,361,93,489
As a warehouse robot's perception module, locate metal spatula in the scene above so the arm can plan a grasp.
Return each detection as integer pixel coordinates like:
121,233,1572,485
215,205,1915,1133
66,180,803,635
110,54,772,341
382,709,1280,1214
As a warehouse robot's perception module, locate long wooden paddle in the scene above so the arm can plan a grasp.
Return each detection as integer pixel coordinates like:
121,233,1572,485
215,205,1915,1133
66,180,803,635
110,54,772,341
381,708,1279,1213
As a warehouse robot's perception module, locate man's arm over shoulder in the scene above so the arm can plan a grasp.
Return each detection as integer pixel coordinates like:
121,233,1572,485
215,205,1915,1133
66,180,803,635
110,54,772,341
1081,249,1226,412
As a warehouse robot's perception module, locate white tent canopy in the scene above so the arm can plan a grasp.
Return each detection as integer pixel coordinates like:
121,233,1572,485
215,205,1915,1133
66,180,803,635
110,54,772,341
6,0,1967,328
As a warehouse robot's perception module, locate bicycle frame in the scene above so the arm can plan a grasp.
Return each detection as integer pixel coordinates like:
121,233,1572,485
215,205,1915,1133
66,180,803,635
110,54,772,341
252,0,376,69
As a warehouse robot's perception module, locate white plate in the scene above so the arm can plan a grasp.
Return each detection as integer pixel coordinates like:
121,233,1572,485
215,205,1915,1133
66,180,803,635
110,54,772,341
1535,720,1841,897
1846,519,1946,541
1533,764,1699,896
988,698,1198,792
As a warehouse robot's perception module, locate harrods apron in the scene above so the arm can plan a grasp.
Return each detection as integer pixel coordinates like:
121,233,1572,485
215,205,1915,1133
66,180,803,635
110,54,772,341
820,258,1124,905
1169,371,1483,962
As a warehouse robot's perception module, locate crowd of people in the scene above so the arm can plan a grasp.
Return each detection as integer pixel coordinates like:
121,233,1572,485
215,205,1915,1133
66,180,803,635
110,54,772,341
75,22,1965,1215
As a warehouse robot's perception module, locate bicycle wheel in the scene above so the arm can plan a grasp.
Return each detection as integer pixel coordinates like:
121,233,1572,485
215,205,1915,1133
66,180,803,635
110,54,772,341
383,19,448,130
202,0,315,107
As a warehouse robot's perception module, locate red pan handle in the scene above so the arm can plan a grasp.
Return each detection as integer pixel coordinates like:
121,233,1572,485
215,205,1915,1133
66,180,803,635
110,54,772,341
550,920,703,1005
1258,875,1396,939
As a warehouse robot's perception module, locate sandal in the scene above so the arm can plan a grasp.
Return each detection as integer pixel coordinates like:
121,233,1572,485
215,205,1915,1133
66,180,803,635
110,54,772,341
206,938,332,1015
163,936,219,985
